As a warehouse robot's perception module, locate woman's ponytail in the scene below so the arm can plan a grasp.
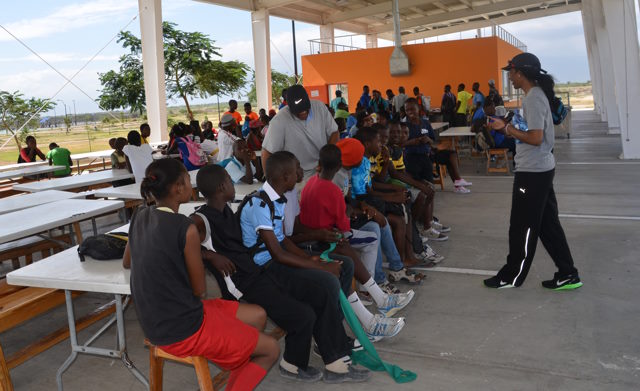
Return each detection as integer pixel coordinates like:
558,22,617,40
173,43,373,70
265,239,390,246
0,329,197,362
536,73,556,104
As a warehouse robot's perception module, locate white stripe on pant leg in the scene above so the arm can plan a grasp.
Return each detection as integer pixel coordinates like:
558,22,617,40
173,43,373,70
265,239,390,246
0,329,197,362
512,228,531,286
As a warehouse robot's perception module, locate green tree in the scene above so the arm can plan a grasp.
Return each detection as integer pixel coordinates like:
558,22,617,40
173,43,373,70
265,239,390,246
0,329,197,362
98,22,249,121
0,90,54,150
63,115,72,134
247,70,299,108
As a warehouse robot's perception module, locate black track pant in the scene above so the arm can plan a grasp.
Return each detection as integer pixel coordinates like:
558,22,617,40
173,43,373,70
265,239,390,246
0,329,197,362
497,169,578,286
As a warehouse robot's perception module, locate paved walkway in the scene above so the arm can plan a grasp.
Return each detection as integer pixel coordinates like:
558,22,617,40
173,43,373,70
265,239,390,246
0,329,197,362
3,110,639,390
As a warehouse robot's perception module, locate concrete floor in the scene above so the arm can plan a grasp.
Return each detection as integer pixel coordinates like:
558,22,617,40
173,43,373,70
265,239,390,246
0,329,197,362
3,110,640,390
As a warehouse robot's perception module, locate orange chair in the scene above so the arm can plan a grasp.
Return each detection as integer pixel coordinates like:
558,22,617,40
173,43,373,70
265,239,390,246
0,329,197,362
146,340,215,391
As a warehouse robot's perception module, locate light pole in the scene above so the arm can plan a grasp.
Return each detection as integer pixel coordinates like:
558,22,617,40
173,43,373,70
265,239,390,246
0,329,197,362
72,100,77,125
53,106,57,128
57,99,67,118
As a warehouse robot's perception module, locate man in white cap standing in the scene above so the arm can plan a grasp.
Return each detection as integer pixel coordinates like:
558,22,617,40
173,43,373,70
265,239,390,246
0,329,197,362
261,84,339,235
217,113,240,161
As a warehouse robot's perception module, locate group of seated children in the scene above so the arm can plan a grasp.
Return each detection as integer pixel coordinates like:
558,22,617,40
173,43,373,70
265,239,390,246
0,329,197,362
17,135,73,177
124,110,466,386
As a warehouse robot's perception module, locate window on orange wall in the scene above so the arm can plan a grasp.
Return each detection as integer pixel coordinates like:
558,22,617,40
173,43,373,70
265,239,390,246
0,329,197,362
328,83,349,108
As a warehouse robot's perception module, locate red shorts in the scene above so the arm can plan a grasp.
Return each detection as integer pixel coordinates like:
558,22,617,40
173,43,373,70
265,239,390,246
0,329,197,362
159,299,259,370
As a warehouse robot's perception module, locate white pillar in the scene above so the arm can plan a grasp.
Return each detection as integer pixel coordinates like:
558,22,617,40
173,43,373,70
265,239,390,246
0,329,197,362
585,0,621,132
366,33,378,48
319,23,334,53
251,9,273,111
138,0,168,142
601,0,640,158
581,8,603,115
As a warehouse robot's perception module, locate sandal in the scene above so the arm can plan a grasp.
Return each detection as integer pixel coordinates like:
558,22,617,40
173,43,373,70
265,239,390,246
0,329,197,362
388,268,425,284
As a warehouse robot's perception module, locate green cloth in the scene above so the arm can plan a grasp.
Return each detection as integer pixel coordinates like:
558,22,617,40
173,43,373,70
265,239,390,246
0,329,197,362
334,109,350,120
45,147,71,176
323,242,417,383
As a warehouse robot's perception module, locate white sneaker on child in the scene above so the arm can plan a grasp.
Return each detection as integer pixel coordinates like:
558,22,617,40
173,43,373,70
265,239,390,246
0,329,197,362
454,186,471,194
454,179,472,187
377,290,415,317
364,314,405,339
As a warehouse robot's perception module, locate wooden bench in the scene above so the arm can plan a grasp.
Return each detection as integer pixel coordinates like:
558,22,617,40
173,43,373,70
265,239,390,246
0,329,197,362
486,148,511,174
145,327,286,391
0,234,72,273
0,280,117,391
432,164,447,190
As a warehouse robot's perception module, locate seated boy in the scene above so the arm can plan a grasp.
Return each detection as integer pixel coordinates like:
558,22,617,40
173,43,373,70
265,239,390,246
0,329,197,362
221,139,263,184
192,164,369,383
123,130,153,183
353,127,429,276
46,142,72,177
334,138,424,286
298,144,414,318
383,121,450,252
237,153,374,382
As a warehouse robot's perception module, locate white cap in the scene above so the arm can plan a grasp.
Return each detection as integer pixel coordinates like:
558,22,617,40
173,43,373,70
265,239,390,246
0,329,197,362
488,79,496,86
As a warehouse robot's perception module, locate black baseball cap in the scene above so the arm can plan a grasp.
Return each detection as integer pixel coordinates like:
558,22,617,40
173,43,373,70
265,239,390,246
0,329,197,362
286,84,311,115
502,52,547,74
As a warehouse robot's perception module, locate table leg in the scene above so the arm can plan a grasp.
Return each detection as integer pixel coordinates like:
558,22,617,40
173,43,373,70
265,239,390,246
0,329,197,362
115,294,148,388
56,291,78,391
71,222,83,244
91,218,98,237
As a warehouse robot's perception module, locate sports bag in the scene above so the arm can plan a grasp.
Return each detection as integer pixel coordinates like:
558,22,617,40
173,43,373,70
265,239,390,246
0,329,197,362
550,96,568,125
178,137,207,167
77,232,128,262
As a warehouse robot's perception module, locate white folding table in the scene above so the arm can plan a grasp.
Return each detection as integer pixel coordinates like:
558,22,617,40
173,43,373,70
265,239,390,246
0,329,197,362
95,171,199,201
0,190,85,215
0,161,47,172
6,223,148,391
439,126,475,154
13,169,134,193
70,150,113,173
0,199,124,245
430,122,449,133
0,165,67,181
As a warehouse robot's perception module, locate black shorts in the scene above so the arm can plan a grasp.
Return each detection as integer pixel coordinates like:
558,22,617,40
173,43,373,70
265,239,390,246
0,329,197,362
434,149,455,165
404,153,434,183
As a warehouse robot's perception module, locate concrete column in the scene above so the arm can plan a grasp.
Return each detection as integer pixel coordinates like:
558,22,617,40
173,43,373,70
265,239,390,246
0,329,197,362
366,33,378,48
319,23,334,53
585,0,621,132
251,9,273,111
601,0,640,158
138,0,168,142
581,8,602,115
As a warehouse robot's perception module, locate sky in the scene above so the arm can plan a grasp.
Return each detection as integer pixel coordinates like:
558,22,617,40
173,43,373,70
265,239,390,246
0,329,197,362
0,0,629,116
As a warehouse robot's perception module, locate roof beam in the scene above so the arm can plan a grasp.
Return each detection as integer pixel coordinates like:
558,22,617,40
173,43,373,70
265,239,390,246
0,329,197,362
388,2,580,41
325,0,438,23
371,0,570,33
254,0,303,9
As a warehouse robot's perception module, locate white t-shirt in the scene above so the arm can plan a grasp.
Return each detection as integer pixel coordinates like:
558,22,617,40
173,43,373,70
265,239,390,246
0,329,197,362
123,144,153,183
217,129,238,161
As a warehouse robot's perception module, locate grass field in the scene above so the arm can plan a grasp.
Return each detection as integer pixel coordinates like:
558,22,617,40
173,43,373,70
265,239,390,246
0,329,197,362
0,84,594,165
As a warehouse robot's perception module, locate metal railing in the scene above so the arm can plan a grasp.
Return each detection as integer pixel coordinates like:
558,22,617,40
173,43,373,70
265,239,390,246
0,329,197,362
308,25,527,54
308,34,364,54
494,26,528,52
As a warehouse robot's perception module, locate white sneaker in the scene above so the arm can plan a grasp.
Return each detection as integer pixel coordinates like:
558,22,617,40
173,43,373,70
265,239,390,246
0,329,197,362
421,227,448,241
364,314,405,339
454,179,472,186
431,220,451,233
454,186,471,194
423,243,445,264
377,290,415,317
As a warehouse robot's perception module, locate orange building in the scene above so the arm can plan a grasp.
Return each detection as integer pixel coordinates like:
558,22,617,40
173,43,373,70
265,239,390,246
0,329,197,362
302,36,523,109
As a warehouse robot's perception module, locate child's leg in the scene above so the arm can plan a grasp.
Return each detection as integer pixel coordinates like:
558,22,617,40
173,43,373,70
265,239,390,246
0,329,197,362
386,214,406,262
226,333,279,391
236,303,267,331
334,244,371,285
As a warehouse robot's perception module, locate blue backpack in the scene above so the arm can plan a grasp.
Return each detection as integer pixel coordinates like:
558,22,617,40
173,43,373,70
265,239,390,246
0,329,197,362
551,96,568,125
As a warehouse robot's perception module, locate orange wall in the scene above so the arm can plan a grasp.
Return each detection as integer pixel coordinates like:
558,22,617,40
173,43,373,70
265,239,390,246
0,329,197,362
301,37,522,109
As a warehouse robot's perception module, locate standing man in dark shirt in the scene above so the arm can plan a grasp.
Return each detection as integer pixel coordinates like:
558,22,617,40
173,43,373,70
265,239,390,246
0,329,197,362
359,85,371,109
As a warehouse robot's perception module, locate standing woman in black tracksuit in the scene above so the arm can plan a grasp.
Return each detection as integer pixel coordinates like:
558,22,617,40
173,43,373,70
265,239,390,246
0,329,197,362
483,53,582,290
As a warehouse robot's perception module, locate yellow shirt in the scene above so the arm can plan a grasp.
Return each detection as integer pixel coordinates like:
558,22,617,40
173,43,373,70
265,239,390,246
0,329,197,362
141,136,149,144
456,91,473,114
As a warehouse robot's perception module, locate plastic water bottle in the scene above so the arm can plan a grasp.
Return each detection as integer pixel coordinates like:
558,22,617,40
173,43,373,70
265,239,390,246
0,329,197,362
512,109,528,144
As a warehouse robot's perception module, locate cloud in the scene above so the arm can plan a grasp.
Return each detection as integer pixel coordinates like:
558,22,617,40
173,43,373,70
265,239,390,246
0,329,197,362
0,0,138,42
218,26,320,75
0,53,121,63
